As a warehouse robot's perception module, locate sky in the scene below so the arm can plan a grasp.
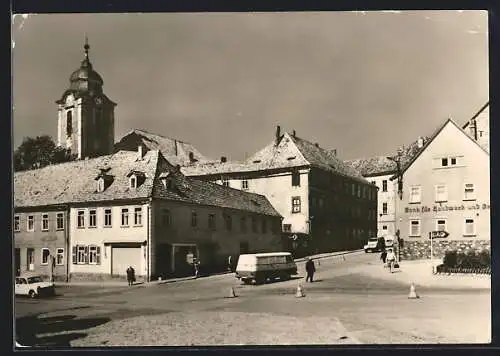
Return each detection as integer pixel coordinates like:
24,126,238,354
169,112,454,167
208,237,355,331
12,11,489,161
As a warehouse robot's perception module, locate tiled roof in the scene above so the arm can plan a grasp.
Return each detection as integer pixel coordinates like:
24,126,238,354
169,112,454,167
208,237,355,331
14,150,281,217
115,129,211,166
183,132,369,184
14,150,160,207
344,156,397,177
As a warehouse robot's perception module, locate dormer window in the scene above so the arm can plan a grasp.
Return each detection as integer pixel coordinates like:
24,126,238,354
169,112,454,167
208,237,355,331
95,168,114,192
130,176,137,189
97,178,105,192
126,170,146,189
159,172,172,190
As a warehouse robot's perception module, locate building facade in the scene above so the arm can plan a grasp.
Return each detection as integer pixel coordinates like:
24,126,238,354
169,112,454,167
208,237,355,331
13,207,69,281
463,102,489,153
183,126,378,256
394,119,490,260
14,149,282,281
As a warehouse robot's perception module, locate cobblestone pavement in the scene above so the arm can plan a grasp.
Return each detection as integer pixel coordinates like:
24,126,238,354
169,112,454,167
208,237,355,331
15,252,490,347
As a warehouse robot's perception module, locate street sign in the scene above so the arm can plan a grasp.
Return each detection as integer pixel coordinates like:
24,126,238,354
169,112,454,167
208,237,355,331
429,230,449,239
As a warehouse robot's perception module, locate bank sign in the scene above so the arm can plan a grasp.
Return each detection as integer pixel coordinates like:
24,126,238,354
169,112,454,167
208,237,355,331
405,203,490,214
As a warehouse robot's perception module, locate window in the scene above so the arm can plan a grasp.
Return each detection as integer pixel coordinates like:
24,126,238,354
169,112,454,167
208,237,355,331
191,211,197,227
435,184,448,202
208,214,216,230
292,171,300,186
464,183,476,201
292,196,301,213
283,224,292,232
161,209,172,227
97,178,105,192
436,219,447,232
351,183,356,196
76,245,87,264
130,176,137,189
14,215,20,232
450,157,457,165
240,216,247,232
382,225,388,230
221,179,229,187
56,213,64,230
88,245,101,265
225,214,232,231
362,187,367,199
382,180,387,192
41,248,50,265
66,111,73,136
27,215,34,232
104,209,112,227
134,207,142,226
56,248,64,265
371,181,376,186
77,210,85,228
464,219,475,236
121,208,129,226
441,158,448,167
357,185,361,197
89,209,97,227
40,214,49,231
241,180,249,190
252,216,258,233
409,186,422,203
382,203,388,215
27,248,34,270
262,219,267,234
409,220,421,236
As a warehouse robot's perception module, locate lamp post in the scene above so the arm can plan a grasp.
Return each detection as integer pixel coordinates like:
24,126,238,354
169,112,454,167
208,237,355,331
387,147,405,263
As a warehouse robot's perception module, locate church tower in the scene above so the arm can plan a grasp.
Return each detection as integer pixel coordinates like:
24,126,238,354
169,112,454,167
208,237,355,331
55,37,117,159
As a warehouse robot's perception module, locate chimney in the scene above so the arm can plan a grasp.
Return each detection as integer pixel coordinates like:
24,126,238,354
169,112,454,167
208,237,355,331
314,143,319,148
417,136,424,148
174,140,178,156
189,151,197,163
275,125,281,145
292,130,296,138
137,144,144,160
221,156,227,163
469,118,478,140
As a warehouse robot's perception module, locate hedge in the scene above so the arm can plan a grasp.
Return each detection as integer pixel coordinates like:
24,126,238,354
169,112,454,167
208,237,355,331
437,249,491,275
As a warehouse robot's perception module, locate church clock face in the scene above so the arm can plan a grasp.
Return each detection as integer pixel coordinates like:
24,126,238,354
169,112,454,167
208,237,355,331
94,97,103,105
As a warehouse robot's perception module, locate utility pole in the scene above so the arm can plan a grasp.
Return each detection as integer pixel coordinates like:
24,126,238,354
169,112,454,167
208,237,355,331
387,147,405,262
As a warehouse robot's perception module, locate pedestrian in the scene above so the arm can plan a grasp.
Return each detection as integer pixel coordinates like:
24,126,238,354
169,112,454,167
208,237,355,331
194,258,200,278
305,257,316,283
227,255,232,272
386,248,396,273
126,266,135,286
380,249,387,265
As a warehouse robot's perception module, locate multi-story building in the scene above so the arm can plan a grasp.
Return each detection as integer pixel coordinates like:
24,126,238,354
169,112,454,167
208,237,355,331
183,126,378,256
14,148,282,281
393,118,490,260
346,137,429,238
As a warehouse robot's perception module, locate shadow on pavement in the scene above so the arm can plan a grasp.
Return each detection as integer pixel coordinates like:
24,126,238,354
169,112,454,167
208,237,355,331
16,313,110,347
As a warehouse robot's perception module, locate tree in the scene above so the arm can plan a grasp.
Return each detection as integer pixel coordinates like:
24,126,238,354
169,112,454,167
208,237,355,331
13,135,77,172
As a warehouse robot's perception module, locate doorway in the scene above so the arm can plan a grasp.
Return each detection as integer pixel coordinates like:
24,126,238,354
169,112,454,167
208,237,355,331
156,243,172,277
172,244,197,277
15,248,20,276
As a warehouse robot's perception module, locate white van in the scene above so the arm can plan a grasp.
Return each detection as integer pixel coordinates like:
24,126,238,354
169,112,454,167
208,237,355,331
235,252,298,284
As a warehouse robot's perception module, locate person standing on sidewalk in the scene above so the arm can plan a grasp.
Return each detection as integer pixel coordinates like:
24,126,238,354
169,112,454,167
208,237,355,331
126,266,135,286
193,258,200,278
305,258,316,282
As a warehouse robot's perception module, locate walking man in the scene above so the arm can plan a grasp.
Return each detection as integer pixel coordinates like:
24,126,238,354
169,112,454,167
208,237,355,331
305,257,316,283
126,266,135,286
193,258,200,278
386,248,396,273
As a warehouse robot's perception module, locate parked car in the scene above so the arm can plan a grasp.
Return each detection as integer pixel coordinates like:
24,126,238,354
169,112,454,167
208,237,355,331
364,237,379,253
384,236,395,248
235,252,298,285
15,274,55,299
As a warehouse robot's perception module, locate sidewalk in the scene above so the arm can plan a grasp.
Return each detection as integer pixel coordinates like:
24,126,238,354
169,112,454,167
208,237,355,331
56,249,363,288
359,259,491,290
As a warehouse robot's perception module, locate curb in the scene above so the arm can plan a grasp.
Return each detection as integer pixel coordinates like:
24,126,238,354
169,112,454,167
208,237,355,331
294,249,364,263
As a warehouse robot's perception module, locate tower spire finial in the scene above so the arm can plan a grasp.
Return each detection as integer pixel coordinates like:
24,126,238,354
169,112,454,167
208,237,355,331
84,34,90,58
